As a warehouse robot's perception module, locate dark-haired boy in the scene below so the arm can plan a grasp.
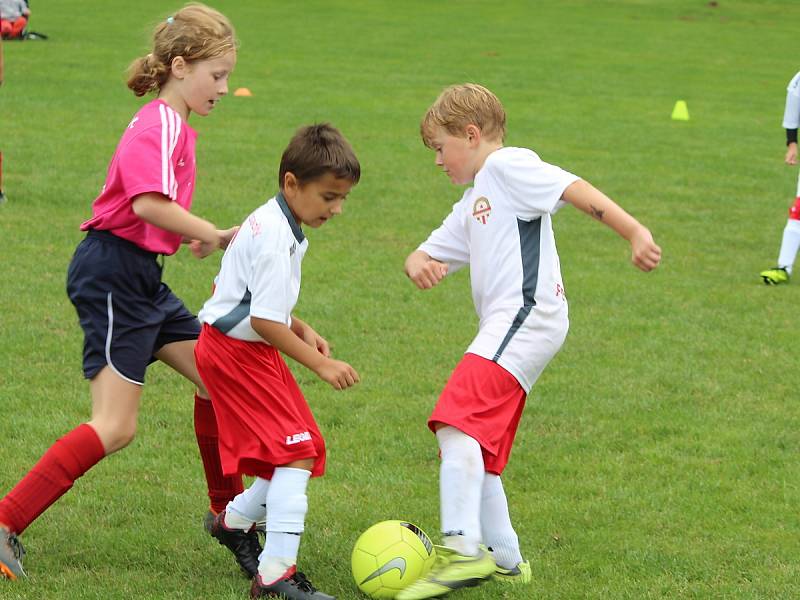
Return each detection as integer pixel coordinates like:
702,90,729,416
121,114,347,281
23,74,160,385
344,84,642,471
195,123,361,600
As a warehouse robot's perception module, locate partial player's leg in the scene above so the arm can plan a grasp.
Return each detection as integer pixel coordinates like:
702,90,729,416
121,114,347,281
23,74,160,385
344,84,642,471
154,324,244,526
397,426,495,600
480,474,531,584
761,176,800,284
250,460,335,600
0,367,140,579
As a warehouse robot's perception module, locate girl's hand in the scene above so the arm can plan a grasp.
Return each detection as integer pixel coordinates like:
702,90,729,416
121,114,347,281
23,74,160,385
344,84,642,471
189,236,220,259
630,226,662,272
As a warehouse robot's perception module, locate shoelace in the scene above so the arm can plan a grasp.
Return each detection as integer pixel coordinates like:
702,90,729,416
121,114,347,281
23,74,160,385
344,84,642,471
292,571,318,593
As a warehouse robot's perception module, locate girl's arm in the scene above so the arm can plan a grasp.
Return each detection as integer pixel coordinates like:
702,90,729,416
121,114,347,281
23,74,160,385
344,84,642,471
561,179,661,272
131,192,220,257
251,317,358,390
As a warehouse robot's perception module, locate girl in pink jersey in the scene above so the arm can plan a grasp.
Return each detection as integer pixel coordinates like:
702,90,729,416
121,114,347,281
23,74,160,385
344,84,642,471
0,3,245,580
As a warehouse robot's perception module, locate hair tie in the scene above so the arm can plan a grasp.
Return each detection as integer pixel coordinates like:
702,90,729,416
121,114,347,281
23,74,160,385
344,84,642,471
166,16,174,24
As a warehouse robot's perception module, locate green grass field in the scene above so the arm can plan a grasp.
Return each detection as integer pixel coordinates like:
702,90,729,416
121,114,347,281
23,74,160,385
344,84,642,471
2,0,800,598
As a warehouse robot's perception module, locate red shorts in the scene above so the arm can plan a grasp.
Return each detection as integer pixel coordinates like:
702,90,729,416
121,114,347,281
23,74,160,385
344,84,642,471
789,196,800,220
195,324,325,479
428,353,526,475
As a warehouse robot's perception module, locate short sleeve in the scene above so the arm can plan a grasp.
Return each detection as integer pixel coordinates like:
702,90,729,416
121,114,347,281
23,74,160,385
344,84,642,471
248,249,292,323
783,72,800,130
418,200,470,272
501,151,580,221
118,123,179,201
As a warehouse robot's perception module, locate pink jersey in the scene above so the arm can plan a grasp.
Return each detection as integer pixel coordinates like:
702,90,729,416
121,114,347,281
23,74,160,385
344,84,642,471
80,98,198,255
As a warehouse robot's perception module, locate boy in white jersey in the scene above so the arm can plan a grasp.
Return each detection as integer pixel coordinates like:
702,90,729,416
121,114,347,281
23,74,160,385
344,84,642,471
397,84,661,600
195,123,360,600
760,70,800,284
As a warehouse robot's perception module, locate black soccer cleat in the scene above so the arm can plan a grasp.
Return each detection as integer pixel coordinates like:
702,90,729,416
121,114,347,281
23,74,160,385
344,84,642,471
209,511,263,578
0,526,25,580
250,567,335,599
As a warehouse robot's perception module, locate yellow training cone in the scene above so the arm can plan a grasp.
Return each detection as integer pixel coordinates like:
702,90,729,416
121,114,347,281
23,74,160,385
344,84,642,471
234,87,253,97
671,100,689,121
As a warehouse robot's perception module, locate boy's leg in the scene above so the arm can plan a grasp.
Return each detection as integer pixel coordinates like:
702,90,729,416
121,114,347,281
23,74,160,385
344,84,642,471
480,474,530,583
0,367,138,579
154,340,244,516
209,477,269,578
397,426,495,600
761,183,800,284
777,217,800,274
437,426,484,556
252,462,334,600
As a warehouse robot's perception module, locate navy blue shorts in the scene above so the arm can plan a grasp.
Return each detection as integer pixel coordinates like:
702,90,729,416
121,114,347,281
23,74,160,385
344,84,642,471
66,230,201,384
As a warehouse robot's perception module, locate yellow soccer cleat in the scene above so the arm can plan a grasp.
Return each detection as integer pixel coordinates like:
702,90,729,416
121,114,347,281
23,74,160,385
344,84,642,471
493,559,531,584
760,266,790,285
396,545,495,600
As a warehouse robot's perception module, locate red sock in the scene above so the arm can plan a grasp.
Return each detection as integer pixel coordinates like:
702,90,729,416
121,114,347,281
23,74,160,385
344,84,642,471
194,394,243,513
0,423,106,534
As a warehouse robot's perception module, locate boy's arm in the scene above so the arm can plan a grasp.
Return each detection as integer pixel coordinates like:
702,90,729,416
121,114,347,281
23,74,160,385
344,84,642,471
561,179,661,272
289,316,331,357
405,250,449,289
250,316,358,390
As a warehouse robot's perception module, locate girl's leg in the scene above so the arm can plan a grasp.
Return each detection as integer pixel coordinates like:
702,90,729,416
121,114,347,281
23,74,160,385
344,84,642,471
0,367,139,536
154,339,243,514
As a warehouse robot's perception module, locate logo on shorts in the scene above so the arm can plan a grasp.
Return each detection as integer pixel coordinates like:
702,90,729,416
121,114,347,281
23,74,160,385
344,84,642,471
472,197,491,224
286,431,311,445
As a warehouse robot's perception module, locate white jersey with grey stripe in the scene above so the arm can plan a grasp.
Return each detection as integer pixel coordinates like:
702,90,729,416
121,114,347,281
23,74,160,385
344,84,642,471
198,193,308,341
418,146,579,392
783,71,800,129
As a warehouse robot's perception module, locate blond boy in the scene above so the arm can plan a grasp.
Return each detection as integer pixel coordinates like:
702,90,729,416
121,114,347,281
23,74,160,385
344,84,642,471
398,84,661,599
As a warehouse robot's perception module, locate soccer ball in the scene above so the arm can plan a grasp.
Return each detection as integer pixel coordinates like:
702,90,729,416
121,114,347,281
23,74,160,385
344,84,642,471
351,520,437,598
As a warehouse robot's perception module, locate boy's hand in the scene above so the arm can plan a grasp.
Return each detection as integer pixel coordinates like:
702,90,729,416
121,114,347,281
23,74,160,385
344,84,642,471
219,226,240,249
315,358,360,390
630,226,661,272
405,251,448,289
786,143,798,165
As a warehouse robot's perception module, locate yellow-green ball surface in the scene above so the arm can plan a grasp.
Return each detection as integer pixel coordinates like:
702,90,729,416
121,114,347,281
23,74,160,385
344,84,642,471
351,520,437,598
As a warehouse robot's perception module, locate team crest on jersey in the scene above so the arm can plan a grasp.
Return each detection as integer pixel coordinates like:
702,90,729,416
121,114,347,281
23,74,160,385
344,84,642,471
472,197,492,224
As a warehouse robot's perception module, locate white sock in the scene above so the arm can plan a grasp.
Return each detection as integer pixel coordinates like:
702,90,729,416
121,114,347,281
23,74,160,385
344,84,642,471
225,477,270,529
480,474,523,569
437,426,484,557
258,467,310,583
777,218,800,274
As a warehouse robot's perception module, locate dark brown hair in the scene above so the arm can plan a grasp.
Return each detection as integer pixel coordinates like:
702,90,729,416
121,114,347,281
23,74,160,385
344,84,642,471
279,123,361,189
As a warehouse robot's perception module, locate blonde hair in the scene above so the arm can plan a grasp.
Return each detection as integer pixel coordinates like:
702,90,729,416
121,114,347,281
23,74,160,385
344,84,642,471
127,3,237,97
421,83,506,148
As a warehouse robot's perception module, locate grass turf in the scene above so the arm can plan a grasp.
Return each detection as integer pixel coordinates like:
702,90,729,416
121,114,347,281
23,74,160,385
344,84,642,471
1,0,799,598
